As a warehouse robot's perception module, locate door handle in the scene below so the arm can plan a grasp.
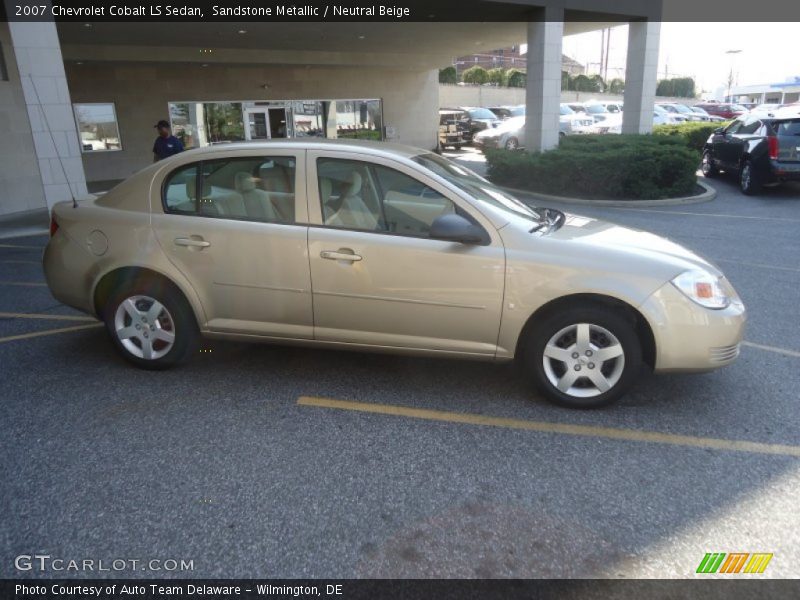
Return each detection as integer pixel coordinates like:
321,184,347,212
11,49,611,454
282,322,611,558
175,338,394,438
321,250,362,262
174,237,211,248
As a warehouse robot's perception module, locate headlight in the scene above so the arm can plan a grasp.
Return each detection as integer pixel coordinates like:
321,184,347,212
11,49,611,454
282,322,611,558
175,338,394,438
671,270,732,309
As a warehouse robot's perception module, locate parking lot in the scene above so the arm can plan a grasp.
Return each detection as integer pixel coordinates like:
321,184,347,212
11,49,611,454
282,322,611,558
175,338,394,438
1,171,799,579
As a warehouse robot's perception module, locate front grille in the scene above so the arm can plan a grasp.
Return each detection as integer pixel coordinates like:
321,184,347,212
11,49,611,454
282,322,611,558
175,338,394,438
709,344,740,363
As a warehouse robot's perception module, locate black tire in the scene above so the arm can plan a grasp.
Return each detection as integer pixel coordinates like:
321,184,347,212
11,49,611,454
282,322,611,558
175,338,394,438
701,150,719,177
504,137,520,150
520,306,642,409
739,159,761,195
103,279,198,370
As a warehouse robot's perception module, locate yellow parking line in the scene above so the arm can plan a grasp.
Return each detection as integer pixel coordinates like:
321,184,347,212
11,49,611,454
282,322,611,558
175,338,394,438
0,312,96,322
0,243,43,249
0,280,47,287
0,322,102,344
742,341,800,358
297,396,800,458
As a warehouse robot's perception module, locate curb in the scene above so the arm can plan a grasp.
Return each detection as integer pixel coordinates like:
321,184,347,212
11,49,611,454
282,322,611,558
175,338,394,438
500,179,717,207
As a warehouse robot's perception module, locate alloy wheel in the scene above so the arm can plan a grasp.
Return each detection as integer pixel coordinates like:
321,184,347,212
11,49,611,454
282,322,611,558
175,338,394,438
113,295,176,360
740,164,751,191
542,323,625,398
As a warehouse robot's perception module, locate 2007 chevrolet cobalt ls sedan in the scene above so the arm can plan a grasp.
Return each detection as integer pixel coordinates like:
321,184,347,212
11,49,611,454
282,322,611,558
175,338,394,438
44,139,745,408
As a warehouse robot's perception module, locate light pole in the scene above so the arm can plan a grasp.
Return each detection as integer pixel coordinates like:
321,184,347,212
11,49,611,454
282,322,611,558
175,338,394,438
725,49,742,102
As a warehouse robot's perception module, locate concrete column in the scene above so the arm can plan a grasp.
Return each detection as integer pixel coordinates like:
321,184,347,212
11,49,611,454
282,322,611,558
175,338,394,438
622,20,661,134
8,20,87,209
524,7,564,153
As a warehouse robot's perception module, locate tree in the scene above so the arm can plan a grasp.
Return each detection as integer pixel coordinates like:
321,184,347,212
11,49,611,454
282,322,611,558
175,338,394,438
461,65,489,85
590,74,606,93
487,67,506,86
657,77,696,98
608,78,625,94
506,69,526,88
438,66,457,84
571,74,593,92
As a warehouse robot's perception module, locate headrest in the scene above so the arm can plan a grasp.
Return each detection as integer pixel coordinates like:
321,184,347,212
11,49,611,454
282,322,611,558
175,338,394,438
342,171,362,196
235,172,257,193
185,175,211,199
319,177,333,203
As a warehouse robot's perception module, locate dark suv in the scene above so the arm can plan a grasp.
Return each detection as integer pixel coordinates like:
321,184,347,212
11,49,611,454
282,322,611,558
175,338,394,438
701,110,800,194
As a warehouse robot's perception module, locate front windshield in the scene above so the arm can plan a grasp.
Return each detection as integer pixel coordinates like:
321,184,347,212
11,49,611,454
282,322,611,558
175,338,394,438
690,106,707,114
468,108,498,120
674,104,692,114
654,105,668,114
509,106,525,117
495,116,525,132
559,104,575,115
585,104,608,114
412,153,542,223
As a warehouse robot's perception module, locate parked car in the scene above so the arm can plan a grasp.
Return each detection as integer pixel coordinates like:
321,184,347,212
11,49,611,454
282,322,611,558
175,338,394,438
438,109,470,150
582,103,623,133
688,106,726,122
441,106,501,142
488,105,525,120
473,116,527,150
751,103,782,114
43,139,745,408
658,103,707,122
701,108,800,194
653,104,684,124
694,102,747,120
560,104,595,135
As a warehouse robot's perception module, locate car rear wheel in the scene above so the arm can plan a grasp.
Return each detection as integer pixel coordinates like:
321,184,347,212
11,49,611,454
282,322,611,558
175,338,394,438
504,137,519,150
739,159,761,195
104,283,197,369
521,307,642,409
701,150,719,177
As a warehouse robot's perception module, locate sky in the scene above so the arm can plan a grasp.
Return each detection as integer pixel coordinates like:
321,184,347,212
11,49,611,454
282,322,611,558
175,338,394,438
561,22,800,98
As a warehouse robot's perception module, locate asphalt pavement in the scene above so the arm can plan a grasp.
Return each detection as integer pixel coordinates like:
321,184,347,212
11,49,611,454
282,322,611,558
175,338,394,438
1,164,799,580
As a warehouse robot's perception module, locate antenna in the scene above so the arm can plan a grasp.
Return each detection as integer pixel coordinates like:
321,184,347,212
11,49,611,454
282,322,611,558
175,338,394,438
25,75,78,208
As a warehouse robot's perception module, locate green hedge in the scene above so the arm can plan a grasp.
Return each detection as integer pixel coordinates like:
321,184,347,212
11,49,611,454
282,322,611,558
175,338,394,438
485,135,700,200
652,121,726,152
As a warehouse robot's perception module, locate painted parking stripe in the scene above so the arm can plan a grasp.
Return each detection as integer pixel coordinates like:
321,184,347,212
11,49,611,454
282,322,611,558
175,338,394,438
0,243,44,249
0,280,47,287
0,259,41,265
297,396,800,458
742,340,800,359
606,207,800,223
0,322,102,344
0,311,96,322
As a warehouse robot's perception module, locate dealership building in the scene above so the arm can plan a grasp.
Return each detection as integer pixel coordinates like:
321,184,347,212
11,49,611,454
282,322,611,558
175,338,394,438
0,0,662,219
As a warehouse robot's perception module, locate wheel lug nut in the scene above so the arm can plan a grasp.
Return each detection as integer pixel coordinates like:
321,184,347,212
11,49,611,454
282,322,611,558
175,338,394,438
574,365,581,371
135,324,141,330
588,363,595,369
586,350,592,357
571,352,579,359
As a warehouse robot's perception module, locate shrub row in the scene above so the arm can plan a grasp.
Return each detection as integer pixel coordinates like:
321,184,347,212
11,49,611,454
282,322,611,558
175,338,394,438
485,135,700,200
652,121,726,152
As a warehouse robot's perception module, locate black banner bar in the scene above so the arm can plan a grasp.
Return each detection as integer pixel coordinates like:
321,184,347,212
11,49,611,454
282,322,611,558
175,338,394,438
2,0,800,23
4,579,800,600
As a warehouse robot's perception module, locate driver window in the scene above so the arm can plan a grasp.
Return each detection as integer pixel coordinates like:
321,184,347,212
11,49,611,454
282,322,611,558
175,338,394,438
725,120,743,135
317,158,456,237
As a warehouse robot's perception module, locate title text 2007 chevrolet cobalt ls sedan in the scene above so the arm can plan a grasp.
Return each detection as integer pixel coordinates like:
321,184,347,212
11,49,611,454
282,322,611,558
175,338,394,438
44,140,745,408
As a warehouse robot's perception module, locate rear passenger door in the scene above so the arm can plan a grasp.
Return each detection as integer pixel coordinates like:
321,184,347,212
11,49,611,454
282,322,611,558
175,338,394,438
151,150,314,339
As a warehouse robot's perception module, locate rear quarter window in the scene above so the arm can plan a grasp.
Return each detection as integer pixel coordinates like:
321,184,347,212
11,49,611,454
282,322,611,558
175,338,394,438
776,120,800,136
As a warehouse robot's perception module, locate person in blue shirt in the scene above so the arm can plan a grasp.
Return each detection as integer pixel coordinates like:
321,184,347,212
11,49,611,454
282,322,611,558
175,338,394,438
152,120,184,161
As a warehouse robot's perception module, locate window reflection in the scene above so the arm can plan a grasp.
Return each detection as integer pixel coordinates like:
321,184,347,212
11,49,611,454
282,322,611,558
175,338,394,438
73,103,122,152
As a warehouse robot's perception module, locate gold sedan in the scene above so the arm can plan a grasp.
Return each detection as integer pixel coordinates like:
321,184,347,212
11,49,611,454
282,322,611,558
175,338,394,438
43,140,746,408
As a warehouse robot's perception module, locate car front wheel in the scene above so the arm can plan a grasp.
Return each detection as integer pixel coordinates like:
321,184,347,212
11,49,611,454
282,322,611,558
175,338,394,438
504,137,519,150
521,307,642,408
701,150,719,177
104,283,197,369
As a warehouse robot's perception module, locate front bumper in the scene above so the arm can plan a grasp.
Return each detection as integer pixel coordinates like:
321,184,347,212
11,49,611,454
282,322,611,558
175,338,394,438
639,281,746,373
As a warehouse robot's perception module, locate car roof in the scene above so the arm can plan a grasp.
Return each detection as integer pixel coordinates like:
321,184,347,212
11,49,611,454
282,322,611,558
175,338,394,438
175,138,426,160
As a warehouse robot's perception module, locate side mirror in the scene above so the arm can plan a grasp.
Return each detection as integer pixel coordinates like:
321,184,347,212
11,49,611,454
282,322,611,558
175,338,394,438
429,214,485,245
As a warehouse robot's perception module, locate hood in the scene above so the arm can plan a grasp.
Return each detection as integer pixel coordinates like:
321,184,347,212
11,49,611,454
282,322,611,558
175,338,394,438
547,213,719,275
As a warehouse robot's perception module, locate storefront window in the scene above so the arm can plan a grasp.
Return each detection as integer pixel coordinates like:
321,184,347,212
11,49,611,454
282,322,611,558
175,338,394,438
169,99,383,148
73,103,122,152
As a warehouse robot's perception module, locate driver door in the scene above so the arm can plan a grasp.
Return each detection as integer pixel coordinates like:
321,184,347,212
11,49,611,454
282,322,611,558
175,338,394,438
305,150,505,356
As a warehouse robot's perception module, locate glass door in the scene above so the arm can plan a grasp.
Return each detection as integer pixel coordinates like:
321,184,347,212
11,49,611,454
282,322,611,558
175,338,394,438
245,109,270,140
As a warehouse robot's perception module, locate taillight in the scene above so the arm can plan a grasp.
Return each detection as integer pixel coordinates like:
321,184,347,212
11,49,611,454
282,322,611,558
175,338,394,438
49,214,59,237
767,136,779,160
